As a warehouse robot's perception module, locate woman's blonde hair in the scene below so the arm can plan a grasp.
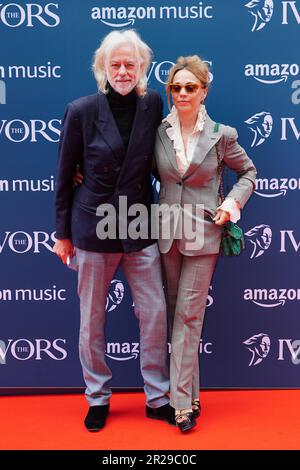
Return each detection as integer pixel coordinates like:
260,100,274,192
166,55,210,109
92,30,152,96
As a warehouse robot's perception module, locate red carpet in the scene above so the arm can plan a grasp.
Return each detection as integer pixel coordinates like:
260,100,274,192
0,390,299,450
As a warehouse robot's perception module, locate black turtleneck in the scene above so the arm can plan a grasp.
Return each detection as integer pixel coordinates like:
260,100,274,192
106,83,137,149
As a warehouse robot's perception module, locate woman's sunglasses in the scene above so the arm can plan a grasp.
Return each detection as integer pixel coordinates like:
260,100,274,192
169,83,201,94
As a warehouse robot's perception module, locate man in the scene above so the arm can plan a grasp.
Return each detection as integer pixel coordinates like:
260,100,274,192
54,30,174,431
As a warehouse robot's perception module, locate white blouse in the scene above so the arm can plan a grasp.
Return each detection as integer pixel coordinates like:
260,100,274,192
163,106,240,223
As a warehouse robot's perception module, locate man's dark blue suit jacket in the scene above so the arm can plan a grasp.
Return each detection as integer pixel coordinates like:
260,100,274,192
55,90,163,252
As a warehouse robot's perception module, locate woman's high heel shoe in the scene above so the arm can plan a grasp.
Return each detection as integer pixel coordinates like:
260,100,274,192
192,399,201,418
175,411,196,433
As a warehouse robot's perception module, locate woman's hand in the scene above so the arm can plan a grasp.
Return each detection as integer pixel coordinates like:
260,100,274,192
74,167,84,186
213,209,230,226
53,239,74,264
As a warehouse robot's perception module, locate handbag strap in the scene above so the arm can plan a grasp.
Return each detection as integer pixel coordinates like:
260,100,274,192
214,122,229,203
214,123,225,203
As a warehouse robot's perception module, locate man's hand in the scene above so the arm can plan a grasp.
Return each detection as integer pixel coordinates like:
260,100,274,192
213,209,230,226
53,239,74,264
74,167,84,186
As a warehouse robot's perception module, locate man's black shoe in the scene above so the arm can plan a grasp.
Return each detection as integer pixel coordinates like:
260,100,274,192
84,404,110,432
146,403,176,426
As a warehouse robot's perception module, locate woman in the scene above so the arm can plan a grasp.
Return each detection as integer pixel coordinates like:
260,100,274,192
154,56,257,432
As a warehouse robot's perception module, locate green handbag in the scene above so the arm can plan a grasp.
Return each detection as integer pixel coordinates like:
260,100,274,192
214,123,245,256
220,221,245,256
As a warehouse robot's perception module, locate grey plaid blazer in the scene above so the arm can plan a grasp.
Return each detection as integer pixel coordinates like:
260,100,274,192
154,114,257,255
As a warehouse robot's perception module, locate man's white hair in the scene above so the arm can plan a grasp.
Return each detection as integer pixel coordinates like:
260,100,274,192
92,29,152,96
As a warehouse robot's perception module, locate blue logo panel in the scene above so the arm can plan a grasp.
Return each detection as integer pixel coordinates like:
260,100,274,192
1,0,300,390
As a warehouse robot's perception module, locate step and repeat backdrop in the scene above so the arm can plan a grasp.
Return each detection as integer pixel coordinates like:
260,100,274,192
0,0,300,390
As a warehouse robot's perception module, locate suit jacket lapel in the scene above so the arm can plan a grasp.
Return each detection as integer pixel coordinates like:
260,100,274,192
126,94,149,156
157,121,182,176
94,92,125,159
115,94,150,184
182,114,222,179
